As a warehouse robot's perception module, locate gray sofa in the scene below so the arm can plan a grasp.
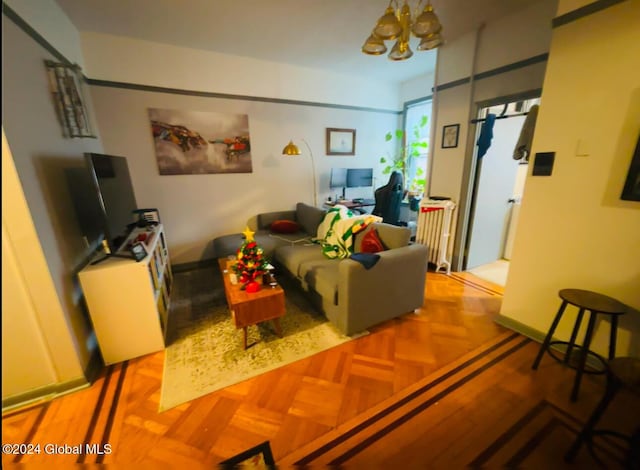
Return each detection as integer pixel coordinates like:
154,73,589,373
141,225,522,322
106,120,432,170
213,203,429,336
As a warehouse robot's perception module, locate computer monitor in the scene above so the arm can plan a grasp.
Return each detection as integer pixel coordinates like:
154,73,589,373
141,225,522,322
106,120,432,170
329,168,348,188
346,168,373,188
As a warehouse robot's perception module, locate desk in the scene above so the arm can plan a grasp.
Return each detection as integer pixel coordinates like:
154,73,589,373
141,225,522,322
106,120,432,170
324,199,375,211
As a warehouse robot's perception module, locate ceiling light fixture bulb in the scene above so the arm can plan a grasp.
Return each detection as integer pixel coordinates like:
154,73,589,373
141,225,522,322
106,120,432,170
417,32,444,51
412,3,442,38
388,39,413,61
362,32,388,55
373,4,402,40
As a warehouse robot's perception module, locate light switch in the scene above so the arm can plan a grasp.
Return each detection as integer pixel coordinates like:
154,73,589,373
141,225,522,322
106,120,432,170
576,138,590,157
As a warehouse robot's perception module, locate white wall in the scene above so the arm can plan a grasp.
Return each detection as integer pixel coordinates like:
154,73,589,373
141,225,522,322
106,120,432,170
2,5,102,405
3,1,404,270
400,72,435,104
4,0,85,67
89,86,400,263
501,0,640,357
80,33,402,112
2,2,440,271
475,0,558,74
437,32,477,84
429,0,557,202
426,0,557,268
77,27,410,265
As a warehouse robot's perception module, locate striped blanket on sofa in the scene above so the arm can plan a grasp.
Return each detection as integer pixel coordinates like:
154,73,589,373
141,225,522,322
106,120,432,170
316,205,381,259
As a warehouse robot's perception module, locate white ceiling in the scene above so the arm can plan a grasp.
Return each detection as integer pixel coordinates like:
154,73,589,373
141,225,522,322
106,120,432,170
54,0,541,84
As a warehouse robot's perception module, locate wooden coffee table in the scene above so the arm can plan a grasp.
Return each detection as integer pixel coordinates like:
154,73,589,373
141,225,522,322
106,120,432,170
218,258,285,349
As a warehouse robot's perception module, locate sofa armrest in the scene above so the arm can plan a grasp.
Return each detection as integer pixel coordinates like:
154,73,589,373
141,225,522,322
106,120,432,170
336,244,428,335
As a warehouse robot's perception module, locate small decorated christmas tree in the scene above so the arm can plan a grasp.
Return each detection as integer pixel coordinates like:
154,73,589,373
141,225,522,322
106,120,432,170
233,227,269,290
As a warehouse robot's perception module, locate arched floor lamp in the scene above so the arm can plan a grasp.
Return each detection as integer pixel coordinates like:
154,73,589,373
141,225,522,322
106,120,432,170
282,139,318,207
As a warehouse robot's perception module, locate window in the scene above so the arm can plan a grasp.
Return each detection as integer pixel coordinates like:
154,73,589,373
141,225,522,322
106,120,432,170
403,98,432,194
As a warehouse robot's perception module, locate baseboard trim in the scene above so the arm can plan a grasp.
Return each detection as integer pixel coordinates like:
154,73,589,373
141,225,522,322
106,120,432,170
2,377,90,413
172,258,217,273
495,315,546,343
495,315,605,370
2,348,103,413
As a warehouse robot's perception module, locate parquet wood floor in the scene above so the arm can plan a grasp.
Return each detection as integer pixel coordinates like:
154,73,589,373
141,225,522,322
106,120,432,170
3,270,636,468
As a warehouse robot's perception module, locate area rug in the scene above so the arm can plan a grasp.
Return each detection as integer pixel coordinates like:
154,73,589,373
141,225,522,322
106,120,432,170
159,265,357,411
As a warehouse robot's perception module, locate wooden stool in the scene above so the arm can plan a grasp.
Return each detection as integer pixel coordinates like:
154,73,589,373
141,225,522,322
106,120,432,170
564,357,640,466
532,289,628,401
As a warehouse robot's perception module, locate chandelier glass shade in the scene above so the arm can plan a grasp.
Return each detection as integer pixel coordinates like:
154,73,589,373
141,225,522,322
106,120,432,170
362,0,444,61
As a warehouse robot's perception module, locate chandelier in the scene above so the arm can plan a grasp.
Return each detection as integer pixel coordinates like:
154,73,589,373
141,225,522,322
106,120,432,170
362,0,444,61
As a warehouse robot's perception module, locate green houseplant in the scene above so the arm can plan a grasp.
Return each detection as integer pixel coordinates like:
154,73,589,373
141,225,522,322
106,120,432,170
379,115,428,197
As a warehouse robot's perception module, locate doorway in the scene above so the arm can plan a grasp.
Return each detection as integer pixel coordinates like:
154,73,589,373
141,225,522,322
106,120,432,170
463,96,540,286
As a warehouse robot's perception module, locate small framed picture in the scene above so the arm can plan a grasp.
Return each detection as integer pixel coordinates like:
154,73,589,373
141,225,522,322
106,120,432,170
326,128,356,155
442,124,460,149
130,241,148,262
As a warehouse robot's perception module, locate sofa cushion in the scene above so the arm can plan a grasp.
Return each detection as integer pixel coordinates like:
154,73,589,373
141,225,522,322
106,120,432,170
274,244,326,279
300,259,340,306
270,219,301,234
354,223,410,252
296,203,326,237
253,231,291,258
360,228,387,253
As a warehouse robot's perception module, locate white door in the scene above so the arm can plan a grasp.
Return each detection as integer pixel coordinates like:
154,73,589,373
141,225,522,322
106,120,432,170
466,115,525,269
503,163,528,260
503,200,520,260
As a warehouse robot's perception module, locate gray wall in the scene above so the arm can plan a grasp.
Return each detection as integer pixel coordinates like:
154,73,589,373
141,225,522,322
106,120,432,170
2,15,104,380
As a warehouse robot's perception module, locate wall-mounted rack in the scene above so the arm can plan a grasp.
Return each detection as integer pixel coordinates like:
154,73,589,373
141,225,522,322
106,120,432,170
44,60,96,138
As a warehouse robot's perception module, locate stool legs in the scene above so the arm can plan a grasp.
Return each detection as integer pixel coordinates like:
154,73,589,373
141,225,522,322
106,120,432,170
609,315,618,360
571,311,597,402
628,425,640,468
565,373,619,462
532,300,568,370
533,292,623,403
565,307,585,365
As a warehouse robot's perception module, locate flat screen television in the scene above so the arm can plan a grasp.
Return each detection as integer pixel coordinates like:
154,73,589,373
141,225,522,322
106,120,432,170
67,153,138,253
330,168,348,188
346,168,373,188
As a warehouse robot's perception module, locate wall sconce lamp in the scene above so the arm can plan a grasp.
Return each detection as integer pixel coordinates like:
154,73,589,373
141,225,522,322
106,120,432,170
282,139,318,207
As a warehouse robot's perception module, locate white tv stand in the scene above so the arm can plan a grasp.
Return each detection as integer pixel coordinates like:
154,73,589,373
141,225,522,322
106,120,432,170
78,224,172,364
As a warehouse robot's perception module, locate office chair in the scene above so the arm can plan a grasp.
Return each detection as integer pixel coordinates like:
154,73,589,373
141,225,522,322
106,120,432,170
372,171,404,225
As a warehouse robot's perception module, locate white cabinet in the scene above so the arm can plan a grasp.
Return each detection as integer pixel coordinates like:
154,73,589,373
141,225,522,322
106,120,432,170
79,224,172,364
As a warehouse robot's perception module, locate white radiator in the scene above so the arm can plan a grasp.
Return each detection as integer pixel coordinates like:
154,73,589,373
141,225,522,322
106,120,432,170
416,199,457,274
